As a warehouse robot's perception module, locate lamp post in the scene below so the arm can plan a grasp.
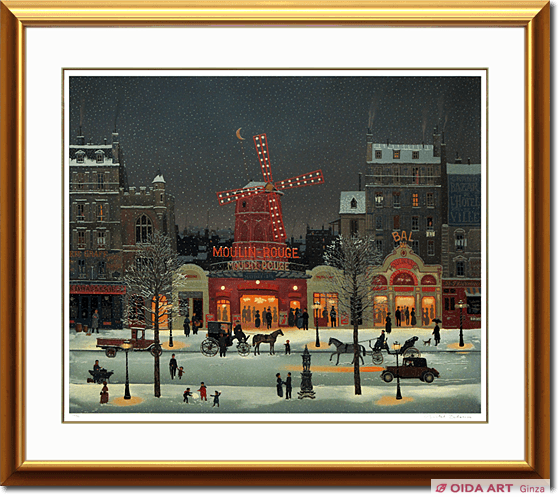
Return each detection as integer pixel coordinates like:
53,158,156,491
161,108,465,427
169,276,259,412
168,300,174,348
121,341,132,400
313,302,321,347
392,341,402,400
457,299,466,347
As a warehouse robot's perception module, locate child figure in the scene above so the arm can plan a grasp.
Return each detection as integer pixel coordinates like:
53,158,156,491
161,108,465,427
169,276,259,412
212,390,221,408
178,366,184,379
183,388,193,403
285,340,291,355
198,382,207,401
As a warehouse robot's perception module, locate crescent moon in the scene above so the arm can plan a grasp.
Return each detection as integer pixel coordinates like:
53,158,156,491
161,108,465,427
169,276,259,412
236,128,245,141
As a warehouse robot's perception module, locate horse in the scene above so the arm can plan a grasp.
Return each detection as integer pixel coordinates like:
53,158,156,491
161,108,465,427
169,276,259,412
328,337,366,366
252,329,284,355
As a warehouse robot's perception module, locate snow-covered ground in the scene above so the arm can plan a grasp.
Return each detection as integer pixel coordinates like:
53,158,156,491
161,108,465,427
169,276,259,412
68,326,482,415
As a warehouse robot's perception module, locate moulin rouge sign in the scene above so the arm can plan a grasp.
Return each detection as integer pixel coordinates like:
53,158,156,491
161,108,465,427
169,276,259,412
213,245,300,271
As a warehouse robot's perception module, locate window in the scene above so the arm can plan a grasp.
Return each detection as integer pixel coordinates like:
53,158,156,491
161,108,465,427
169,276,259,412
393,215,400,230
97,231,106,248
426,217,435,236
393,150,400,159
393,193,400,208
76,172,85,190
350,197,357,209
394,167,401,184
412,193,419,207
78,259,86,278
96,204,106,222
455,233,465,251
375,150,382,159
411,240,419,254
97,173,105,190
412,151,419,159
375,240,383,253
412,167,419,184
375,215,382,230
350,219,359,235
456,261,465,276
427,240,435,256
98,261,106,279
375,192,383,207
426,193,434,207
445,297,456,311
374,167,382,184
135,215,153,243
426,166,434,182
411,216,419,231
160,193,164,203
76,204,85,221
95,150,104,163
77,231,86,249
76,151,85,163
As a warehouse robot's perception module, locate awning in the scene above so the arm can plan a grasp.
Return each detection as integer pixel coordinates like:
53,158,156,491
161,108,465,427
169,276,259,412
465,287,481,297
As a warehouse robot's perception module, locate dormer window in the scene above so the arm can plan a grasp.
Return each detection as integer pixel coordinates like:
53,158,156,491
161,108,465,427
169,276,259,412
95,150,104,163
393,150,400,159
76,151,85,163
350,198,357,209
375,150,382,159
412,151,419,159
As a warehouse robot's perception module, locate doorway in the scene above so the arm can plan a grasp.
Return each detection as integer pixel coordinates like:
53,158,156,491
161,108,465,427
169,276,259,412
241,295,278,329
395,296,416,327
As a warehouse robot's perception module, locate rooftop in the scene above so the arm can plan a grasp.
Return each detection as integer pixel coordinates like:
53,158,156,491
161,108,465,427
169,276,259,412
339,191,366,214
368,143,441,164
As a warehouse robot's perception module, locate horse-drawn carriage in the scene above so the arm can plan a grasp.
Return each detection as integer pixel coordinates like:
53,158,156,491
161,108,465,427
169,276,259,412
369,335,421,364
200,322,251,357
96,325,162,358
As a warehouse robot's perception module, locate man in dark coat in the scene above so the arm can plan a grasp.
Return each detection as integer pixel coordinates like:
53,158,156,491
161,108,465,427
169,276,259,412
218,334,228,357
395,307,402,326
433,321,441,346
285,372,292,400
183,316,190,337
276,373,284,398
192,314,199,335
302,308,309,330
169,353,178,379
330,306,337,327
266,308,273,329
385,312,392,334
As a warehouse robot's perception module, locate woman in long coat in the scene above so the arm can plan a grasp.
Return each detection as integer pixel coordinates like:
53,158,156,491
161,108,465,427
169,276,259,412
385,312,392,335
295,308,303,329
254,310,261,328
410,308,417,326
183,316,190,337
276,373,284,397
100,382,109,404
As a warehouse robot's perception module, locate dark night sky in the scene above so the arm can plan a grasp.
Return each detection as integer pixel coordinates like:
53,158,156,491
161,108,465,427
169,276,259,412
69,76,481,237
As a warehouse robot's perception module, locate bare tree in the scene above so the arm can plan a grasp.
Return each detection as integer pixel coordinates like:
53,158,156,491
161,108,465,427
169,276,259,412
324,234,383,395
123,231,183,398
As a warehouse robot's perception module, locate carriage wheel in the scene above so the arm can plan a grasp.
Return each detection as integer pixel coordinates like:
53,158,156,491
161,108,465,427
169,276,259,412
403,347,421,358
149,344,163,357
371,351,383,365
237,342,250,357
201,338,219,357
105,348,117,358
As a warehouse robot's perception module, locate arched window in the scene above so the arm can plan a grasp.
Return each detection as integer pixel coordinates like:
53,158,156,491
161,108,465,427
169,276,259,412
95,150,104,163
135,215,153,243
350,197,357,209
76,150,85,163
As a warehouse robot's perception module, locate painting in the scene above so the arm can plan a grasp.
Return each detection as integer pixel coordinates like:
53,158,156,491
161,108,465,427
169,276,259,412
66,72,484,418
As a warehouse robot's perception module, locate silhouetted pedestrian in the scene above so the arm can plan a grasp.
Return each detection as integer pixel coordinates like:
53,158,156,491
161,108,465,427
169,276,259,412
169,354,178,379
183,316,190,337
285,340,291,355
183,388,193,403
276,373,284,397
285,372,292,400
212,391,221,407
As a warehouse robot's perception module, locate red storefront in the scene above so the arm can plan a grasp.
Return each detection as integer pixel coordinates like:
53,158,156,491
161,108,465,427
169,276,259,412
442,279,482,329
208,271,308,328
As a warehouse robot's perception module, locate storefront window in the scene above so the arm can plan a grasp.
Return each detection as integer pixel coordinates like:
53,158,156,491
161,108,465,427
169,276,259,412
467,296,481,315
373,295,388,326
313,292,339,327
421,296,436,326
395,296,416,326
217,299,230,322
241,295,278,328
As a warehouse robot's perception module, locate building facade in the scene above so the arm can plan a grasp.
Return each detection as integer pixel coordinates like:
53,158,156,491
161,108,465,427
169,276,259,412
69,131,176,330
338,191,366,238
364,128,446,266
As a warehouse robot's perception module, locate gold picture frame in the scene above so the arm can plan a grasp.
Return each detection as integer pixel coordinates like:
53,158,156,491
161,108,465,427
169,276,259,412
0,0,549,486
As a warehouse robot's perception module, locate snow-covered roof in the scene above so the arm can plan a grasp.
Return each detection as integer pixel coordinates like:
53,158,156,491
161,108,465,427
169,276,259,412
243,181,266,188
339,191,366,214
152,174,166,184
368,143,441,164
447,163,482,175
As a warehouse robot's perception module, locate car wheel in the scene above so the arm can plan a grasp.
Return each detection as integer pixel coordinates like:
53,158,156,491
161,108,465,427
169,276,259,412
382,372,394,383
423,372,435,383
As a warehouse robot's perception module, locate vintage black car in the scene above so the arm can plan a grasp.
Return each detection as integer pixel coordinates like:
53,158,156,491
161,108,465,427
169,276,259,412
380,357,440,383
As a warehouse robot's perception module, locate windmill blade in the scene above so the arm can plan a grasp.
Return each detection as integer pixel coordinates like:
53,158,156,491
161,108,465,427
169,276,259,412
253,134,273,182
267,193,287,243
216,185,265,206
274,170,325,191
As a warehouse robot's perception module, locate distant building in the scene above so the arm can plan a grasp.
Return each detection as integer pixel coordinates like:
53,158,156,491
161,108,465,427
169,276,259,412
441,160,482,329
364,127,446,265
304,225,335,269
338,191,366,237
69,131,176,330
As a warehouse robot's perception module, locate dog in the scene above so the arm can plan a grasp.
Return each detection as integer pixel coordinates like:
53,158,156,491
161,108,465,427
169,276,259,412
423,338,432,346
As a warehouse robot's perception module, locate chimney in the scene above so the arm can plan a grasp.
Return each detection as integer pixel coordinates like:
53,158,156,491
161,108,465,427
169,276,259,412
433,126,442,158
454,152,462,164
358,172,362,191
468,157,471,165
76,126,85,146
386,138,390,146
112,131,120,164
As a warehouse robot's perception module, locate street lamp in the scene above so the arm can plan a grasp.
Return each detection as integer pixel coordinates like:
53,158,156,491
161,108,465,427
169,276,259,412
457,299,466,347
392,341,402,400
313,301,321,347
121,341,132,400
168,301,174,348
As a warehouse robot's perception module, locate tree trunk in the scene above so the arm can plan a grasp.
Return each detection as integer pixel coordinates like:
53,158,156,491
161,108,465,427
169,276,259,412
153,297,161,398
353,321,361,395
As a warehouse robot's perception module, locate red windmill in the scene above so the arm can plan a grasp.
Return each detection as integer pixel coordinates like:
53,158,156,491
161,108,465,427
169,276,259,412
216,133,325,261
